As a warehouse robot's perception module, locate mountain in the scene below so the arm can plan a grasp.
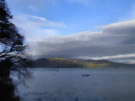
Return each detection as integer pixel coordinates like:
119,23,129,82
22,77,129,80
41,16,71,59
33,58,135,68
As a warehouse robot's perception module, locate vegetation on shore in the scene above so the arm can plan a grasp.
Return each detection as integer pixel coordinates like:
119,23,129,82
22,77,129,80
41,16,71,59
33,58,135,68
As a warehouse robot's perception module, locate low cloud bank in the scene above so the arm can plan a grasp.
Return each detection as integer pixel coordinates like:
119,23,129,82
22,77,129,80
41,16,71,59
29,20,135,63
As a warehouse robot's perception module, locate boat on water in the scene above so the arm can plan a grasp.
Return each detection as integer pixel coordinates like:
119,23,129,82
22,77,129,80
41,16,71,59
82,74,91,77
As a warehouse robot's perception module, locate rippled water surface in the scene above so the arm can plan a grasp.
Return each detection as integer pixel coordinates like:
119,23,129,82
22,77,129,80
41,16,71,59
17,67,135,101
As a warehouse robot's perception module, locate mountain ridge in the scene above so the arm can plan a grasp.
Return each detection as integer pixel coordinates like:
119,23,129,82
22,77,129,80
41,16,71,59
33,58,135,68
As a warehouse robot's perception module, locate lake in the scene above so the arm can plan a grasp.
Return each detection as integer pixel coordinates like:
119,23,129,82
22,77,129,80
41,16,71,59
16,67,135,101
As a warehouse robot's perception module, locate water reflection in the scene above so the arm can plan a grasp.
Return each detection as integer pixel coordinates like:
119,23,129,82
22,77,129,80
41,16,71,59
17,67,135,101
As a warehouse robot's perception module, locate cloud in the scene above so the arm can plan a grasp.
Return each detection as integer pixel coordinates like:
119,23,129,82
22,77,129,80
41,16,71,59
11,14,65,42
27,15,66,27
29,19,135,63
90,53,135,60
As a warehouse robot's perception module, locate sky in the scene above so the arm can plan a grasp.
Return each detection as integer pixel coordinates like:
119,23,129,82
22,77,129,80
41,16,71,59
6,0,135,63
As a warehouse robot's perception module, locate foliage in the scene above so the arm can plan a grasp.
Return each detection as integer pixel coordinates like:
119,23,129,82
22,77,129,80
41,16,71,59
0,0,32,101
0,0,32,69
34,58,113,68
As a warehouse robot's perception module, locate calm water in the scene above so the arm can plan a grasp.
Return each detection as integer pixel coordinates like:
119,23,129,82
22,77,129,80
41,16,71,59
17,67,135,101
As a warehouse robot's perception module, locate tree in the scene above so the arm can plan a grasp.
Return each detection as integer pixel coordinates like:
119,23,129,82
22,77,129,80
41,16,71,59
0,0,31,101
0,0,32,71
0,0,26,66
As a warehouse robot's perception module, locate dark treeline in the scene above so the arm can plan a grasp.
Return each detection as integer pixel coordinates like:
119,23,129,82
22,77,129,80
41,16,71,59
0,0,32,101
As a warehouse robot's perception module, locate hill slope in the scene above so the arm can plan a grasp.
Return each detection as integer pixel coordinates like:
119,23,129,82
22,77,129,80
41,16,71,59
33,58,135,68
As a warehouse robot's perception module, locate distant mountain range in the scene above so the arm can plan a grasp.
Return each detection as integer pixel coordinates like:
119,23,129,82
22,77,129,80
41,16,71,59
33,58,135,68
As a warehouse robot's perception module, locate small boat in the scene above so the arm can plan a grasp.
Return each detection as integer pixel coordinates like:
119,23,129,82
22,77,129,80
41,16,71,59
82,74,90,77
